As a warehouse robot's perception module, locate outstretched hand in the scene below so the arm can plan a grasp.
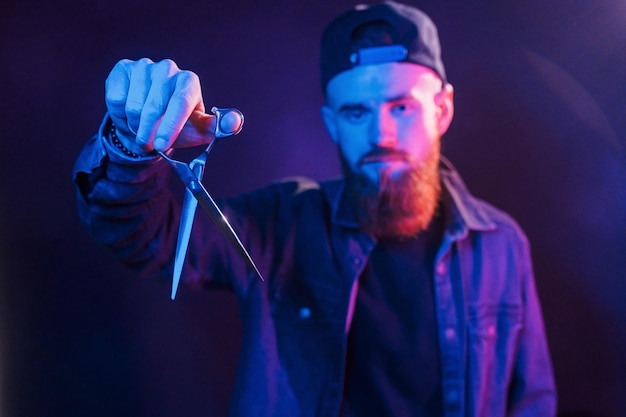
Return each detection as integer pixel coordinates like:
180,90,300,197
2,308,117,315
105,58,219,153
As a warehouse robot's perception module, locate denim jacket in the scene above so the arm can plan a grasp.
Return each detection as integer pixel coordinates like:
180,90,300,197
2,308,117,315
73,117,556,417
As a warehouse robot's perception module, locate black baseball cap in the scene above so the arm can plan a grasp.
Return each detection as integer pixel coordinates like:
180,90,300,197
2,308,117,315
320,1,446,91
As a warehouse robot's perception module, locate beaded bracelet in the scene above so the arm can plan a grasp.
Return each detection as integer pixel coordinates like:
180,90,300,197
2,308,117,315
108,123,141,158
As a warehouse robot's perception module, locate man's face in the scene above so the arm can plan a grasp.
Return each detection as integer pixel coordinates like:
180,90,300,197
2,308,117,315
322,62,454,187
321,62,454,238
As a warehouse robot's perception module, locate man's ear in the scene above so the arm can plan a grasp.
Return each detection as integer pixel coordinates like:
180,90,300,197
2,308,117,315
435,83,455,135
321,105,338,144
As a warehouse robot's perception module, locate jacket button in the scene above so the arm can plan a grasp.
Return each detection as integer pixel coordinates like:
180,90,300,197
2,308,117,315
299,307,311,319
445,328,456,340
436,263,446,275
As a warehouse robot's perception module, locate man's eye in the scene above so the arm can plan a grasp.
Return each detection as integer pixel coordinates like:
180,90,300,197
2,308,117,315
349,110,364,120
391,103,410,114
343,109,368,123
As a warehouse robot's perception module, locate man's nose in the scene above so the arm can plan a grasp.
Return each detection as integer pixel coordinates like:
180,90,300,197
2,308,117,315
369,110,397,147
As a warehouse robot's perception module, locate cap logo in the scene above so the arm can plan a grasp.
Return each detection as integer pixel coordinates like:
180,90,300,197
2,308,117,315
349,44,408,65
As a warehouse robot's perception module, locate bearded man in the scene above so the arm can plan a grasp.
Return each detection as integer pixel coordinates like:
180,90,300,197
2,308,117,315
73,2,556,416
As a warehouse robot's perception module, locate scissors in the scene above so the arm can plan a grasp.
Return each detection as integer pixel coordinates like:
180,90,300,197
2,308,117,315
157,107,264,300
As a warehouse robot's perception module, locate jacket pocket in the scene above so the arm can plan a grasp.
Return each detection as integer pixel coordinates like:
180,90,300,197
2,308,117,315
466,303,522,417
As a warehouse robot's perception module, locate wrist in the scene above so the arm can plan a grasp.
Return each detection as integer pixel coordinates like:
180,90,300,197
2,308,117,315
109,123,143,158
103,120,155,162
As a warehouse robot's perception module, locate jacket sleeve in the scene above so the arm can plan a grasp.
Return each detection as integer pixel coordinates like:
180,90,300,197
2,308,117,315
73,115,184,279
508,235,557,416
73,115,289,292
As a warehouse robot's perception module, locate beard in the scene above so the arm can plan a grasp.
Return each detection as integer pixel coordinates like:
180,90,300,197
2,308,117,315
343,142,442,240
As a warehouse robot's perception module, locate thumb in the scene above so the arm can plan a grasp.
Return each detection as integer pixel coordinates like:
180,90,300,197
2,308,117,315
168,108,244,149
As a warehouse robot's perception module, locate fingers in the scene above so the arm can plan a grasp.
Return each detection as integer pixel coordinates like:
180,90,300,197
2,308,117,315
176,110,219,148
105,58,135,128
105,57,155,144
104,58,205,152
151,69,204,151
125,58,154,138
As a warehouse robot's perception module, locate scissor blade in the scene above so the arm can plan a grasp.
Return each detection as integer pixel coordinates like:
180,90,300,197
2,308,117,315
158,150,264,284
171,189,198,300
187,180,264,282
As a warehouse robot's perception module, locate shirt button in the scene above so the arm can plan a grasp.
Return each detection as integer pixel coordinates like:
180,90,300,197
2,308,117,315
299,307,311,319
445,328,456,340
436,263,446,275
353,257,361,265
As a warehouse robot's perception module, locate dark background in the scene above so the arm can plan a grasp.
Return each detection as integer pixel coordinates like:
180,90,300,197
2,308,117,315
1,0,625,416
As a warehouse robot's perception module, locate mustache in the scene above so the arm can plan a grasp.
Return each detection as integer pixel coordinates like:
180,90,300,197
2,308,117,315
357,148,412,165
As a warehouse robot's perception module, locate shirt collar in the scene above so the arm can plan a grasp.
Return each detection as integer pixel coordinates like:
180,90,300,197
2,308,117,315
321,156,497,236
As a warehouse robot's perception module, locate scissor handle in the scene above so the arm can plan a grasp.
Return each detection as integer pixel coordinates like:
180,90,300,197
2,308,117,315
212,107,244,138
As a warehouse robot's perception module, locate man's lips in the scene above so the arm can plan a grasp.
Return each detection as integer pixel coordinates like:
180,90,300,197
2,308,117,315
359,149,411,165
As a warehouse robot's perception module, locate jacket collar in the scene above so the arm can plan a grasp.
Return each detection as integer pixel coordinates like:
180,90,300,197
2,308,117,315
321,156,496,237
